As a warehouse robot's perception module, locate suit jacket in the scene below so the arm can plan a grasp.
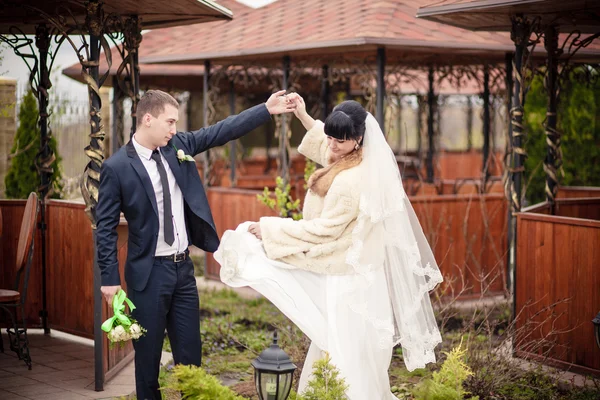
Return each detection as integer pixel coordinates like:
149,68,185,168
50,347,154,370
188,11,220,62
95,103,272,291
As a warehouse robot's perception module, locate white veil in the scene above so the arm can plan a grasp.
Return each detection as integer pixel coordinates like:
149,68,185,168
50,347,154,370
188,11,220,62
341,113,443,371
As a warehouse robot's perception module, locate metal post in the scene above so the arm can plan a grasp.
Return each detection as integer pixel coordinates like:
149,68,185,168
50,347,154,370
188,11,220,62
510,15,529,212
280,55,290,184
229,80,236,187
396,94,403,154
509,15,530,324
88,32,105,393
129,48,140,137
544,25,560,210
426,66,435,183
111,76,124,154
345,78,352,101
202,60,211,185
321,64,330,121
376,47,386,130
483,64,491,179
504,52,514,295
466,95,473,151
125,16,142,138
416,95,423,162
33,24,51,335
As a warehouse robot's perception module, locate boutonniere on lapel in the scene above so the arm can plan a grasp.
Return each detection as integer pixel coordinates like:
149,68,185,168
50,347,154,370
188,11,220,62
173,145,194,163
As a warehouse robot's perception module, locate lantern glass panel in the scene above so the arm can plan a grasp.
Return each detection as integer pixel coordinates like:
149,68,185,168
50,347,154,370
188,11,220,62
259,372,279,400
277,372,293,400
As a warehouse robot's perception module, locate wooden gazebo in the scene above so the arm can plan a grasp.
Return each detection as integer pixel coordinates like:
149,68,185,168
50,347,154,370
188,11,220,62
0,0,231,391
103,0,600,298
418,0,600,376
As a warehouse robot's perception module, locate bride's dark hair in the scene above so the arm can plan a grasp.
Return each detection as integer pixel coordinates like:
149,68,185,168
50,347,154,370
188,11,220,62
324,100,367,145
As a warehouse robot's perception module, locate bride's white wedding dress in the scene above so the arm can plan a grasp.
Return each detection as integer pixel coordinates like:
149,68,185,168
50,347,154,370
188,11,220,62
215,113,442,399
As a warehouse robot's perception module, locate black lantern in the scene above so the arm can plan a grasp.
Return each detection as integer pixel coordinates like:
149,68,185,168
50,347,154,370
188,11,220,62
252,330,297,400
593,312,600,349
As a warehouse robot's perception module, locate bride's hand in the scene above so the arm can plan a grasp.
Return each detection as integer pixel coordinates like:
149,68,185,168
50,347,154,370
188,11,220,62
248,223,262,240
287,93,306,119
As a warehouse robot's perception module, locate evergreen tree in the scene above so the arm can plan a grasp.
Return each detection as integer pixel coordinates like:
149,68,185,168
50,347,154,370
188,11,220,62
523,67,600,205
296,353,348,400
5,90,63,199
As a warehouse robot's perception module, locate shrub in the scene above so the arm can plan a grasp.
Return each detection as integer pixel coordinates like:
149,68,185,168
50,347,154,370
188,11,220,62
295,353,348,400
160,364,245,400
5,90,63,199
413,341,478,400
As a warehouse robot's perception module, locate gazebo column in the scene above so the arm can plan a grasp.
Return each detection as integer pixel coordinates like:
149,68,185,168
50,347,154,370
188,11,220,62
416,95,424,164
509,15,530,213
82,23,107,393
466,95,473,151
202,60,211,185
33,24,53,335
229,80,237,186
279,55,291,184
507,15,531,317
111,76,125,155
482,64,491,179
321,64,330,120
124,16,142,137
426,66,435,183
345,78,352,100
504,51,514,295
543,25,561,209
376,47,386,130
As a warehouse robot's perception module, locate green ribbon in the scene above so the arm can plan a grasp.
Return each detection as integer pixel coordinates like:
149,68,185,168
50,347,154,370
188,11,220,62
101,289,136,333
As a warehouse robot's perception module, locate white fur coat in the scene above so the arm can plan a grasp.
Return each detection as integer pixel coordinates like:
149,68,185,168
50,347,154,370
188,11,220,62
259,120,364,275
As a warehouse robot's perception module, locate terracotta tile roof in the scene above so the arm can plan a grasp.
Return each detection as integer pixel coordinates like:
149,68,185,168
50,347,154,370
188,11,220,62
0,0,232,35
62,0,600,86
139,0,519,65
417,0,600,35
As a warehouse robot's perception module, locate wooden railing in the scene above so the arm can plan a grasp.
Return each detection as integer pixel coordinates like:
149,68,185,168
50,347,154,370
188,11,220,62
0,200,133,376
205,188,508,297
556,185,600,199
515,196,600,376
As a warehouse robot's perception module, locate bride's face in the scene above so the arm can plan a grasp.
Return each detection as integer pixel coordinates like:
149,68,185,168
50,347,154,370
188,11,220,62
326,135,359,161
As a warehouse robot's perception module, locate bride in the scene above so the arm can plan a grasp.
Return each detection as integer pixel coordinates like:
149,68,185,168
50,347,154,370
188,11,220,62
214,94,443,399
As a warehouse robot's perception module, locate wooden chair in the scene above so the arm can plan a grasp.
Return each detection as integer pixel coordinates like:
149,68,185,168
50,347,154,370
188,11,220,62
0,192,38,369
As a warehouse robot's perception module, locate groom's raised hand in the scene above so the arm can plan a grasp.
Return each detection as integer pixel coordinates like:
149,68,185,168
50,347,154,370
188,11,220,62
266,90,296,115
101,285,122,305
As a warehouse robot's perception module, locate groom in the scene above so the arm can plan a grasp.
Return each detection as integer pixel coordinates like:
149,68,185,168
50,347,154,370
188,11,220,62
96,89,294,399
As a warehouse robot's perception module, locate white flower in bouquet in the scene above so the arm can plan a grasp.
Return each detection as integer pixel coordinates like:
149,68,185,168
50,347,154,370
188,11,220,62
113,325,130,342
129,323,142,340
108,329,118,342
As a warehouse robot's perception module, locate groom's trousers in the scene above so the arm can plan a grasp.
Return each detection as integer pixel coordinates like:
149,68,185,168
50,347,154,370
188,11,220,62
129,254,201,400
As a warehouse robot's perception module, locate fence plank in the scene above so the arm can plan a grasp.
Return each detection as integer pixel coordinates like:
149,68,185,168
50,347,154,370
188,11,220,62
516,212,600,375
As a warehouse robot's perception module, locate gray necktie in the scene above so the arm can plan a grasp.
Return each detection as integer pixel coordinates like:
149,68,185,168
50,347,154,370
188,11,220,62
151,150,174,246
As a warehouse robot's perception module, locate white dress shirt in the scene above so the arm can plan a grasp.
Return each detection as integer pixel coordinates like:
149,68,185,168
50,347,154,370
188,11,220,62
132,135,189,255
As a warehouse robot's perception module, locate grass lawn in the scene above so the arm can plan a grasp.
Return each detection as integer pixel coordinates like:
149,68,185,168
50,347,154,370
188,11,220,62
154,287,600,400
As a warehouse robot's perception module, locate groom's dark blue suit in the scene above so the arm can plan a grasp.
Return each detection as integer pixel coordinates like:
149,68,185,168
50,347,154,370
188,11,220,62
95,103,271,399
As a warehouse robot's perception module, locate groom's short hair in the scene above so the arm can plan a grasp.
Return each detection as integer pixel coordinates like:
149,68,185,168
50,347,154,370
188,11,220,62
136,90,179,127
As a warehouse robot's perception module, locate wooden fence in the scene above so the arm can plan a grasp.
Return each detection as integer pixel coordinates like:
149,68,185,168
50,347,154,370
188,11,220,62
556,185,600,199
205,188,508,297
515,197,600,376
0,200,133,376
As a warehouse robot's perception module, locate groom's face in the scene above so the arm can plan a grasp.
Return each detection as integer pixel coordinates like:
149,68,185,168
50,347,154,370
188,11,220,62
148,104,179,148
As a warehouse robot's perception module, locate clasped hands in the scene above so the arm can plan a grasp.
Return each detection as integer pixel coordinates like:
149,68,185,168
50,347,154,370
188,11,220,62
264,90,306,117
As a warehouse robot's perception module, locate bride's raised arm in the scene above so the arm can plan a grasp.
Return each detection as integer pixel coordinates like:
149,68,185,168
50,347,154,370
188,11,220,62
288,93,329,166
